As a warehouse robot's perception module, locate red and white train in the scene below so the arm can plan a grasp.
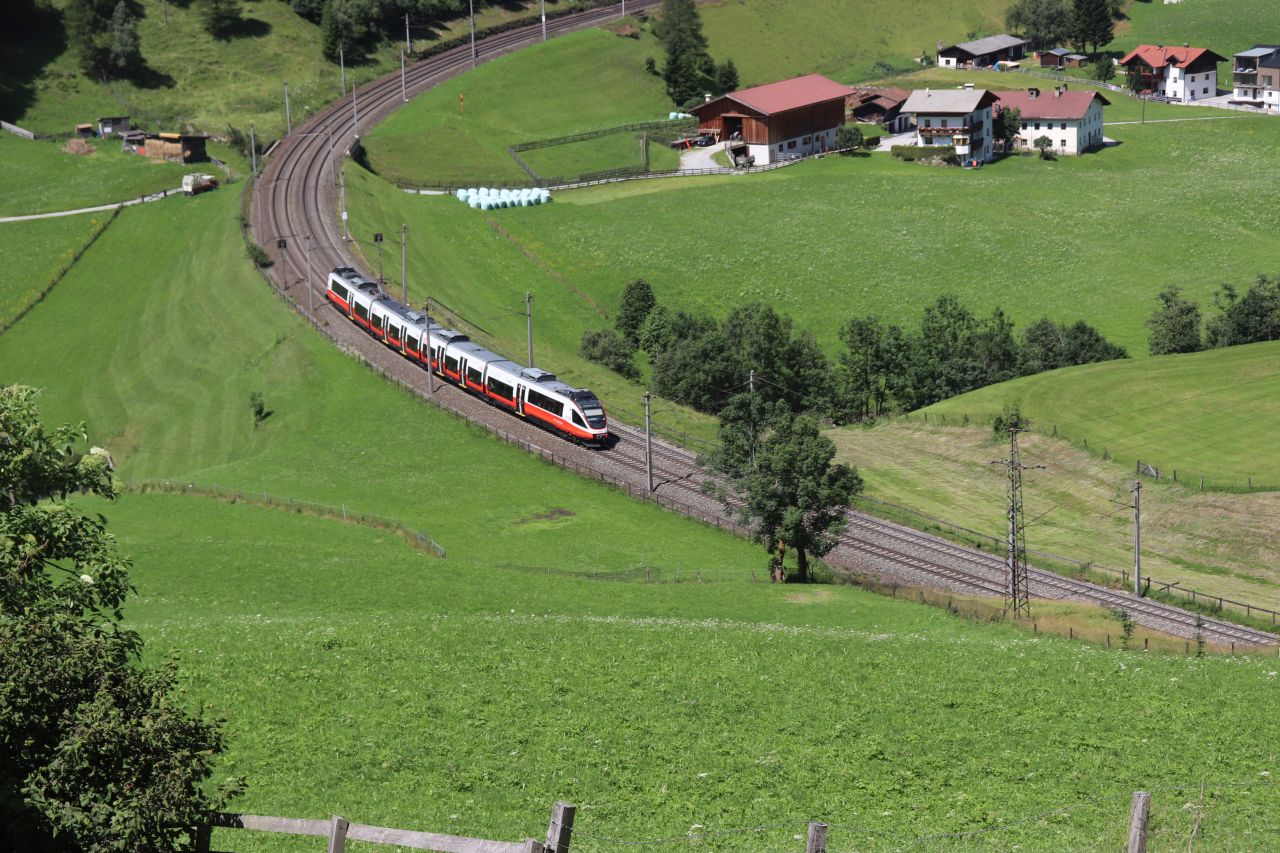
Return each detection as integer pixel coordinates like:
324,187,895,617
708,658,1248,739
326,267,608,445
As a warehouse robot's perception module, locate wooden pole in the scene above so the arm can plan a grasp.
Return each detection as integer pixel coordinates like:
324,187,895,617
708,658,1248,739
544,801,576,853
1126,791,1150,853
327,815,349,853
806,821,829,853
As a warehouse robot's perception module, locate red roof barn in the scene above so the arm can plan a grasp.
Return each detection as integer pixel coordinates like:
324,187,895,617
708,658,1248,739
690,74,855,164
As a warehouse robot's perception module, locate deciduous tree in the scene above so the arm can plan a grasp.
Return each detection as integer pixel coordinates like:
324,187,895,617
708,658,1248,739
1146,286,1203,354
615,278,656,346
834,123,864,153
0,386,241,851
1006,0,1072,50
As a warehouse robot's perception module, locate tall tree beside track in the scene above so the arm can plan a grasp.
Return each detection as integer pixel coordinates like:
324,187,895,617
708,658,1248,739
656,0,715,106
1147,286,1203,355
711,399,862,582
0,386,241,852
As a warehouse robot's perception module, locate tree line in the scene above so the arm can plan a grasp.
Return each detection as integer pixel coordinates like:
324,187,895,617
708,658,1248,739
581,281,1127,423
1005,0,1122,54
1146,275,1280,355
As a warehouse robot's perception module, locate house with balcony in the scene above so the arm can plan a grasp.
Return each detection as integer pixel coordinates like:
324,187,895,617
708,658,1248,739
1229,45,1280,110
994,86,1109,155
1119,44,1227,102
901,87,998,162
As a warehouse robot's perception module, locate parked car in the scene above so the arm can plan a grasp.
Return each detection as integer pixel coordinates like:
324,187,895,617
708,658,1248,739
694,133,716,147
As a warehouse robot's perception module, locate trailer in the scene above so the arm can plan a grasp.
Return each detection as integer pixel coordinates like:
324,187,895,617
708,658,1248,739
182,173,219,196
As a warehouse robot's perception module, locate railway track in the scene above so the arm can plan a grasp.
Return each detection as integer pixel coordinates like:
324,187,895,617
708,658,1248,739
251,2,1276,649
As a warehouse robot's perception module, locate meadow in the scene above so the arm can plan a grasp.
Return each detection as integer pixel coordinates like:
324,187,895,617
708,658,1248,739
0,212,109,327
0,134,190,215
517,131,681,182
831,412,1280,611
4,0,398,139
93,489,1280,851
363,27,677,186
1113,0,1280,56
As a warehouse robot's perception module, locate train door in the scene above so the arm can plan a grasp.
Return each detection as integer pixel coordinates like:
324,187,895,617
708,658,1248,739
458,357,468,389
516,384,526,415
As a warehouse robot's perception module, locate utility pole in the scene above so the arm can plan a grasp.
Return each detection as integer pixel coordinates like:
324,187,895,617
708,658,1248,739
400,223,407,303
748,368,756,468
423,298,435,398
405,13,411,54
469,0,477,68
540,0,547,41
351,80,359,134
305,234,314,313
339,171,349,240
340,46,346,95
284,81,292,133
1133,480,1142,595
401,51,408,102
525,291,534,367
644,391,654,494
990,428,1043,617
249,123,257,177
374,232,384,285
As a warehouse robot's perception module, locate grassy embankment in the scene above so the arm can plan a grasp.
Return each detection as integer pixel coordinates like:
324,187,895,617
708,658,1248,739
89,488,1280,851
362,27,682,186
3,0,398,138
0,214,108,327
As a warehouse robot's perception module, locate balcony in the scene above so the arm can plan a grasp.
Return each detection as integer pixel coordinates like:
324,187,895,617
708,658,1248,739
919,125,971,137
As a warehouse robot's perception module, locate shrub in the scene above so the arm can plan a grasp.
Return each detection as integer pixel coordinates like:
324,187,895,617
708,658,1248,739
580,328,640,380
833,124,864,154
245,241,273,268
891,144,958,164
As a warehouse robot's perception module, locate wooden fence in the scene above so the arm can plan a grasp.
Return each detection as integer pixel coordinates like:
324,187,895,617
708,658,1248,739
1,120,35,139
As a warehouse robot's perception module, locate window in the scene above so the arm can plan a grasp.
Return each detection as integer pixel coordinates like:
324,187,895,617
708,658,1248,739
407,335,421,353
444,355,458,373
1021,122,1027,130
1203,88,1209,94
330,283,349,301
467,366,482,386
1060,122,1067,130
488,377,514,401
387,324,401,342
526,389,564,418
941,118,949,128
787,140,797,149
802,136,810,143
1265,75,1273,86
372,315,384,330
571,410,586,428
924,118,932,128
1034,122,1040,130
354,303,368,321
1061,139,1066,148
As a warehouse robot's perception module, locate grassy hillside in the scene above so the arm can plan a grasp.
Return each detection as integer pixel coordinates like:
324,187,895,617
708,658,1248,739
922,340,1280,490
362,27,681,186
702,0,1007,84
1114,0,1280,56
0,135,190,215
93,489,1280,850
0,183,760,573
0,212,109,327
3,0,397,138
831,417,1280,610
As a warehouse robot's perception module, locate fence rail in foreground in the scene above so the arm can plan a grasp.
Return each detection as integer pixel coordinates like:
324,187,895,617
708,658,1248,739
1,119,35,139
130,479,445,558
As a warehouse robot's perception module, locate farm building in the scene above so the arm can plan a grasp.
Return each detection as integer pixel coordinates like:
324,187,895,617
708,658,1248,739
1229,45,1280,110
97,116,130,136
689,73,854,165
937,34,1029,69
847,87,912,133
1038,48,1088,69
1120,44,1226,102
901,87,998,162
994,87,1109,155
140,132,209,164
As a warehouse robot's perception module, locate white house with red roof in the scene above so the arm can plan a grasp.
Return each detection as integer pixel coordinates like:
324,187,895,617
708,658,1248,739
994,86,1110,155
1120,44,1227,102
689,73,854,164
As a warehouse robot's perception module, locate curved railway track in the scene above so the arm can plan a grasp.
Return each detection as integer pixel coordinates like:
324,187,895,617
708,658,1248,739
251,3,1275,649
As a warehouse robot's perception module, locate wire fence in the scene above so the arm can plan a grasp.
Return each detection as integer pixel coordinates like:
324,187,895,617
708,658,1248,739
129,479,445,558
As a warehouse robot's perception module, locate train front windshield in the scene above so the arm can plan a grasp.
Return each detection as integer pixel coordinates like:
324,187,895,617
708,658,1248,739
579,395,606,429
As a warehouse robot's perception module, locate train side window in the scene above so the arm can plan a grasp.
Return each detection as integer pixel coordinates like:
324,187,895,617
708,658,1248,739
488,378,513,399
467,367,482,385
354,303,368,320
572,410,586,428
388,325,400,341
331,283,349,301
445,356,458,372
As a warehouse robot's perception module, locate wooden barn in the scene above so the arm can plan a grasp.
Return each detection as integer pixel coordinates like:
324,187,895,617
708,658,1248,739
142,132,209,164
689,73,854,164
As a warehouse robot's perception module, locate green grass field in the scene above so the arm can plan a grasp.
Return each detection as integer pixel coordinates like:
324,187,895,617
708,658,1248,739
517,129,681,181
922,339,1280,490
4,0,397,139
831,414,1280,611
0,212,109,327
0,135,191,215
700,0,1009,85
1114,0,1280,56
84,489,1280,850
362,27,679,186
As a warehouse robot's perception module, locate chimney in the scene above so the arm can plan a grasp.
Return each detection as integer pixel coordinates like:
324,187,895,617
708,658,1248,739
704,93,711,102
1028,86,1039,98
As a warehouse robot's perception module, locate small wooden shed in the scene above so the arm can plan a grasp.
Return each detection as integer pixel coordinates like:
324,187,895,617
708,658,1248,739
97,116,131,136
144,132,209,164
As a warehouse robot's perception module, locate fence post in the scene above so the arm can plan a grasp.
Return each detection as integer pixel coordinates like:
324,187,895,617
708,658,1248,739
806,821,829,853
1127,792,1150,853
544,801,576,853
328,815,349,853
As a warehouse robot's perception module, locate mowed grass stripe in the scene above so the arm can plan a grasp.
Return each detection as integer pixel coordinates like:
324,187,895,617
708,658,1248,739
91,491,1280,849
0,212,109,328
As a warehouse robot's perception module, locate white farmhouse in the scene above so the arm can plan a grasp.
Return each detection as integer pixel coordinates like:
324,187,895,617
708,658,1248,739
1119,44,1227,103
994,87,1109,155
901,87,998,163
